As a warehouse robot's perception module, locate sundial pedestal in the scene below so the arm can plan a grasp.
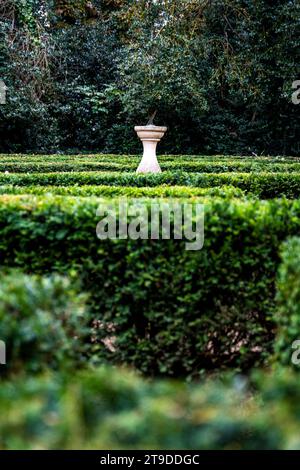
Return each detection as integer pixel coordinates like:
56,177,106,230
134,125,167,174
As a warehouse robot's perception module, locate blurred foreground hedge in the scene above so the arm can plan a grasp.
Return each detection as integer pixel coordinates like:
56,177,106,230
275,237,300,366
0,271,90,375
1,366,300,450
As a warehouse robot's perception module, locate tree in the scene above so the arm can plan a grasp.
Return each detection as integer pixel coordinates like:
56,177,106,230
0,0,299,154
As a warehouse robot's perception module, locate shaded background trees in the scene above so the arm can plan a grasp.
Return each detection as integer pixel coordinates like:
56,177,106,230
0,0,299,154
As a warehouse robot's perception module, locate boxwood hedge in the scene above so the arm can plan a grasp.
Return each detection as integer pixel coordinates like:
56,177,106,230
0,184,247,199
0,366,292,450
274,237,300,366
0,153,298,164
0,171,300,198
1,160,300,174
0,271,90,375
1,195,300,376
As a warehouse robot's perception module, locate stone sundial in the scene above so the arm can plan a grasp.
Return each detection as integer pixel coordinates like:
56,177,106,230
134,112,167,173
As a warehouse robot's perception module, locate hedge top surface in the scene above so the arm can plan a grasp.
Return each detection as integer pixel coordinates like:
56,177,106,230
1,154,299,161
1,154,300,174
0,171,300,198
0,184,247,199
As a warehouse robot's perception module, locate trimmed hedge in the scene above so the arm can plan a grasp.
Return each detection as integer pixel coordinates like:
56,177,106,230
274,237,300,366
3,366,300,449
0,271,90,374
0,184,247,199
0,171,300,197
1,195,300,376
1,160,300,174
0,154,299,164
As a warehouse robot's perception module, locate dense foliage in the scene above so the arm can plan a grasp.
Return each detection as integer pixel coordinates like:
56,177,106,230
2,365,300,449
0,1,299,155
1,0,300,452
3,169,300,198
275,237,300,366
1,152,300,448
0,271,90,374
1,192,300,376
